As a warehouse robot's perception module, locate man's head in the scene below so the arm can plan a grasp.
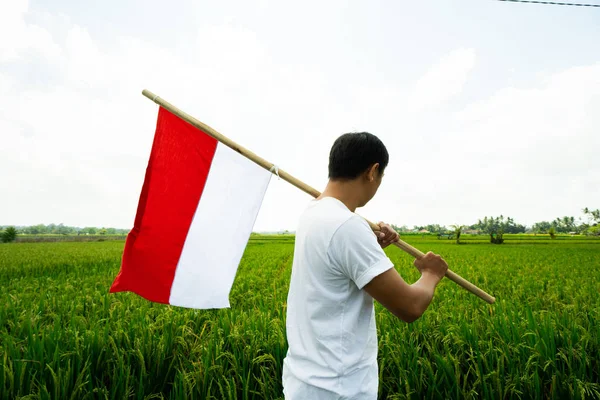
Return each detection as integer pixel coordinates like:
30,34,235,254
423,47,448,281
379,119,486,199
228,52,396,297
328,132,389,207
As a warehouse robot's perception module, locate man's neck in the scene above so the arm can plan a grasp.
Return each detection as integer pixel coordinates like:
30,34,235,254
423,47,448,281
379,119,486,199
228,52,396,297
318,180,363,212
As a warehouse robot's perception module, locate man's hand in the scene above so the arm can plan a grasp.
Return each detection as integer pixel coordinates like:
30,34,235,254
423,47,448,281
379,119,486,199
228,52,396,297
376,222,399,249
413,251,448,282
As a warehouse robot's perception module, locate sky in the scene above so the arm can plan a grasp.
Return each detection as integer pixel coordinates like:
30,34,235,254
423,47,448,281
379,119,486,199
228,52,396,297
1,0,599,232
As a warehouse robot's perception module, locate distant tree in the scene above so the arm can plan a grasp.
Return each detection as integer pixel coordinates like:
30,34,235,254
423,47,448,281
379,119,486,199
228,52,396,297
425,224,447,235
577,222,589,234
548,226,556,239
503,217,526,234
583,208,600,224
98,228,107,235
476,216,509,244
532,221,551,234
450,224,464,244
19,225,43,235
550,216,576,233
1,226,17,243
391,224,410,233
583,208,600,236
56,223,70,235
563,216,576,232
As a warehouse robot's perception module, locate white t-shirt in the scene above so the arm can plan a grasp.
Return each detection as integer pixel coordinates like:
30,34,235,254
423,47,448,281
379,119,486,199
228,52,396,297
282,197,394,400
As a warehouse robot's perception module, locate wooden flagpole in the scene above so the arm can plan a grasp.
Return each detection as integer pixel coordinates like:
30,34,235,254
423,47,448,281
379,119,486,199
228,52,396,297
141,89,496,305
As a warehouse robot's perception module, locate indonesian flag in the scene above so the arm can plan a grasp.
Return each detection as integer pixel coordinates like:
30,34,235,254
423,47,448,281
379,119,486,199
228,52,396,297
110,107,271,309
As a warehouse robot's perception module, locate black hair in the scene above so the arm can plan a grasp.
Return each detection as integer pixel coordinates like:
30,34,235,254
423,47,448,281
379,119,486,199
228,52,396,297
328,132,389,180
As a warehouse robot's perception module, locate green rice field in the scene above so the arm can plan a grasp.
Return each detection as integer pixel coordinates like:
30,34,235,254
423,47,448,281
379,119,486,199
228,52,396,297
1,235,599,399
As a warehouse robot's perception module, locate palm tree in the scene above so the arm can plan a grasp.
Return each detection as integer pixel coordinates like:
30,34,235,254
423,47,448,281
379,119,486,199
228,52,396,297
1,226,17,243
450,224,464,244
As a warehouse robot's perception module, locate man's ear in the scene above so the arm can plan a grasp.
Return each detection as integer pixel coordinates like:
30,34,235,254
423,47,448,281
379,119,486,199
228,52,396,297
367,163,380,182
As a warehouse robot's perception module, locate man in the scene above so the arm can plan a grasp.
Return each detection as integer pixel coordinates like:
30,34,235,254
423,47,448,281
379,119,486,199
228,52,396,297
282,132,449,399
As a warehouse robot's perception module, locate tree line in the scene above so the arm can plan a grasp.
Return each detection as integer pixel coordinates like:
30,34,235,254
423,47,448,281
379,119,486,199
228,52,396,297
1,208,599,244
391,207,600,244
0,223,129,241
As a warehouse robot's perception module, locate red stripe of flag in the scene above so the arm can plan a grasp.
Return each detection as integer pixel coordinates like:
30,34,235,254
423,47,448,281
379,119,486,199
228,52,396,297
109,107,218,303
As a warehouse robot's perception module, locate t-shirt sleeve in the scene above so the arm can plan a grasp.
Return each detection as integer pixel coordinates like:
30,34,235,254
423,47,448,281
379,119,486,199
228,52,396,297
328,215,395,290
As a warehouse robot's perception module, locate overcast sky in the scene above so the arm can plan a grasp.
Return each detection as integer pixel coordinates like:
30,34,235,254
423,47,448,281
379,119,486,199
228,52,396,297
1,0,599,231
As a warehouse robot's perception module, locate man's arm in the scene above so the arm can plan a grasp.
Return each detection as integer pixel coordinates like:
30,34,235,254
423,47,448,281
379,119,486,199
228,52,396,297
363,252,448,323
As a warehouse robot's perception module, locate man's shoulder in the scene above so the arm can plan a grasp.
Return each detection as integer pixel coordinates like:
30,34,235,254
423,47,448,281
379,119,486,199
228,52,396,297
300,198,355,229
298,199,374,246
332,214,373,241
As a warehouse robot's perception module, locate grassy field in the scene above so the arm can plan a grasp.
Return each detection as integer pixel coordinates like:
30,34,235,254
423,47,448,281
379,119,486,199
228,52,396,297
1,235,599,399
13,234,128,243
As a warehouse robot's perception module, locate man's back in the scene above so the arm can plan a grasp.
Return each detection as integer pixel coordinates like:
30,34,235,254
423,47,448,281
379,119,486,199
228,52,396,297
282,197,394,399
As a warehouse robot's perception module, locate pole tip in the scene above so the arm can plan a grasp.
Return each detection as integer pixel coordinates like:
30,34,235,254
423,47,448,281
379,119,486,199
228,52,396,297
142,89,158,102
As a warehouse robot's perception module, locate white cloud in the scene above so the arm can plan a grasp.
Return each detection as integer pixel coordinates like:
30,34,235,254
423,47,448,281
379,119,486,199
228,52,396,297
408,48,476,113
0,0,62,63
453,63,599,171
412,63,600,226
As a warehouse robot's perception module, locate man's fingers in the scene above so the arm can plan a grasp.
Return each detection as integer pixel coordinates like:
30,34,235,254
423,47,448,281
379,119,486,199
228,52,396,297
386,233,397,246
376,222,400,247
387,230,398,242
